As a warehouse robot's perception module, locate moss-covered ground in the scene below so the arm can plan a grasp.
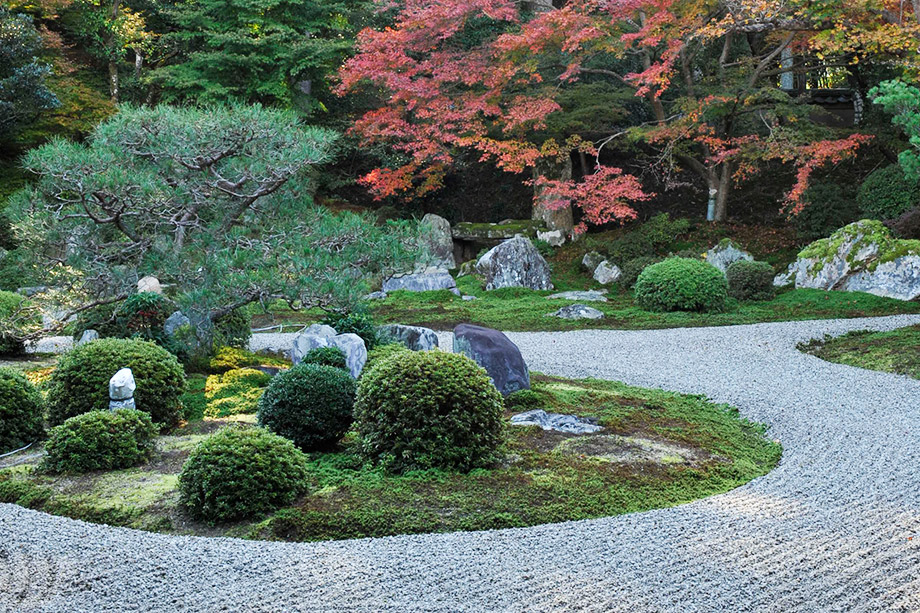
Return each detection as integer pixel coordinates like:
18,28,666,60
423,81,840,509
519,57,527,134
799,325,920,379
0,370,781,542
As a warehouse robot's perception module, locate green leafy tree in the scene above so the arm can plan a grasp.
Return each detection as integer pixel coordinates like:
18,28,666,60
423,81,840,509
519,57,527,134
150,0,368,110
0,7,59,135
7,103,418,346
871,80,920,181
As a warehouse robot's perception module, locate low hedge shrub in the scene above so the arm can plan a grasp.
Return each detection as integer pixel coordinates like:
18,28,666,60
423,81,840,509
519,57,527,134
355,351,504,473
726,260,775,301
0,367,45,453
41,409,156,473
178,426,309,523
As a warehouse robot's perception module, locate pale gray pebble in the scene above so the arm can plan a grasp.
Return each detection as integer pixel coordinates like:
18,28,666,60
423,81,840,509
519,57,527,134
4,314,920,612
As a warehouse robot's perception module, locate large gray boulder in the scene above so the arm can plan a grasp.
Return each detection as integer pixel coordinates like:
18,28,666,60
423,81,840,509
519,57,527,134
546,290,607,302
453,324,530,396
383,267,460,295
376,324,439,351
475,237,553,291
163,311,191,337
775,220,920,300
593,260,621,285
582,251,605,272
328,333,368,378
420,214,456,269
705,240,753,273
290,324,338,364
549,304,604,320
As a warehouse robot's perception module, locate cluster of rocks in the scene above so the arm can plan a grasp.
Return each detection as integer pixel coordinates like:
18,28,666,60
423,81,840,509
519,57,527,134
290,324,367,378
510,409,603,434
775,220,920,301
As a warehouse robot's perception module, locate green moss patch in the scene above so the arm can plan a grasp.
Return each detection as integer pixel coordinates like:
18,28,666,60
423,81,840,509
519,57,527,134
800,325,920,379
0,373,781,542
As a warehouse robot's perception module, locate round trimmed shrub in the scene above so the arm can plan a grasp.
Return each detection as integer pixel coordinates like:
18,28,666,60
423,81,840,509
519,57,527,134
257,363,356,451
300,346,347,370
41,409,156,473
0,290,31,356
726,260,775,301
355,351,505,473
857,165,920,221
46,338,186,429
634,257,728,313
178,426,309,523
0,368,45,453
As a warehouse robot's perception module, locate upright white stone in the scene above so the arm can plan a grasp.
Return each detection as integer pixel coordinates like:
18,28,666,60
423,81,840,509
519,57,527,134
109,367,137,410
137,276,163,294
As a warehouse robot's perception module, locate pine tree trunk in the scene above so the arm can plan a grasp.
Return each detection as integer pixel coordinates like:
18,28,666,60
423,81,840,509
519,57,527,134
532,156,574,239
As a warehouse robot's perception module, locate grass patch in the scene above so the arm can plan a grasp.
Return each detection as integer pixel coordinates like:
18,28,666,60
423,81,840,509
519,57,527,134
799,325,920,379
0,373,781,542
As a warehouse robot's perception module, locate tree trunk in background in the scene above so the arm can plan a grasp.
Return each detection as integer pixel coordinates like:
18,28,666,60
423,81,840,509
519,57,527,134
708,162,733,222
532,156,574,238
105,0,121,101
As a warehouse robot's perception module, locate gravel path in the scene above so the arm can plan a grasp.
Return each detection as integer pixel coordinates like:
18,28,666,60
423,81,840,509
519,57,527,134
5,315,920,612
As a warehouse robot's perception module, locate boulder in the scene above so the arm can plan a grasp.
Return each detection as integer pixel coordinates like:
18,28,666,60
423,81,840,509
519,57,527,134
510,409,603,434
163,311,191,337
365,291,388,300
290,324,338,364
420,213,456,269
328,333,367,378
593,261,621,285
777,220,920,300
582,251,605,272
137,275,163,295
475,237,553,291
383,267,460,295
549,304,604,320
462,295,477,301
536,229,565,247
76,329,99,346
377,324,439,351
705,240,753,273
546,290,607,302
109,368,136,410
453,324,530,396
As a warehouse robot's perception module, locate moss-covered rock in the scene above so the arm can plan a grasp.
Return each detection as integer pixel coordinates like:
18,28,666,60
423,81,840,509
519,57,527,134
451,220,544,240
777,220,920,300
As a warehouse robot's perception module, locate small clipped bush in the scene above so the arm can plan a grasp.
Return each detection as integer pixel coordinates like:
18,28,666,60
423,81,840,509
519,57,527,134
204,368,271,418
47,338,186,429
504,389,542,411
300,346,347,370
41,409,156,473
363,342,410,375
634,257,728,313
214,309,252,349
118,292,174,341
726,260,775,301
0,290,31,356
178,426,309,523
0,368,45,453
323,311,378,349
857,165,920,221
355,351,505,473
257,363,356,451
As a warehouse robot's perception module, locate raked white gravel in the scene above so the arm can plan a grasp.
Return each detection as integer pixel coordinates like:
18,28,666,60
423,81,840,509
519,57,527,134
6,314,920,612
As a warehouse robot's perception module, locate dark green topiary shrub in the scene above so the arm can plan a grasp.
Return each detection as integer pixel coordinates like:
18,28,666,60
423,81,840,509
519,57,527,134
726,260,775,301
619,256,662,289
634,257,728,313
214,309,252,349
257,363,356,451
46,338,186,429
355,351,505,473
857,165,920,221
0,368,45,453
41,409,157,473
322,311,378,349
178,426,309,523
301,346,348,370
796,181,861,241
504,389,542,411
0,290,31,356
